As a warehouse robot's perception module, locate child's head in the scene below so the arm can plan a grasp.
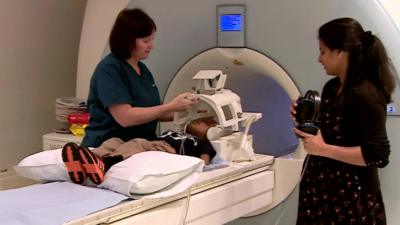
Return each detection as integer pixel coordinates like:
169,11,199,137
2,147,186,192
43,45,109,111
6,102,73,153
185,117,217,140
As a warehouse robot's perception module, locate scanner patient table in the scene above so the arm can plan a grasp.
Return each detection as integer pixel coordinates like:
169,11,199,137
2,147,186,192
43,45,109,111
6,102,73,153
0,154,274,225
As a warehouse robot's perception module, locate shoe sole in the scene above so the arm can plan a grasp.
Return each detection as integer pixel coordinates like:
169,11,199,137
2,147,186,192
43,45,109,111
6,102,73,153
78,147,105,185
62,142,86,184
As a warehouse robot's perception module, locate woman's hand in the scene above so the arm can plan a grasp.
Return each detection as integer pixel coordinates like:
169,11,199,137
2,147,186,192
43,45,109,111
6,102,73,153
293,128,367,166
169,92,198,111
293,128,327,156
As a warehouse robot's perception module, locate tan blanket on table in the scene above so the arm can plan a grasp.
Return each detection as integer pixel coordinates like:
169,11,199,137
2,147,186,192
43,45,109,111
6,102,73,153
94,138,176,160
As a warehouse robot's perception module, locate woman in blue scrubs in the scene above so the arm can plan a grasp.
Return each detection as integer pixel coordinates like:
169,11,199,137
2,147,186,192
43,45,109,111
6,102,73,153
82,8,197,148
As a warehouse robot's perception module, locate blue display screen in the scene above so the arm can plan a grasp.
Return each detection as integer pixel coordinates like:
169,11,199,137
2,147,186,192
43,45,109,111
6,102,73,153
220,14,242,31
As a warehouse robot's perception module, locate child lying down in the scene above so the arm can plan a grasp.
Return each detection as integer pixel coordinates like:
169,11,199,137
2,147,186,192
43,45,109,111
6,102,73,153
62,118,218,185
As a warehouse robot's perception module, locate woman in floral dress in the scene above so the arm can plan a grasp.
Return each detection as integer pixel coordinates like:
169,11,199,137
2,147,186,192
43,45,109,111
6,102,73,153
292,17,396,225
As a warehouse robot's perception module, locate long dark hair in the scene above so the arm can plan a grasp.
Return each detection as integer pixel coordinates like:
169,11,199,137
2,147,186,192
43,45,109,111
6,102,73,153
109,8,156,60
318,17,395,103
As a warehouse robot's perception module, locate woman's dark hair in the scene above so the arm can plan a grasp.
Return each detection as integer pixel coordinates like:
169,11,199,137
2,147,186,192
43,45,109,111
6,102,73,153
109,8,156,60
319,17,395,103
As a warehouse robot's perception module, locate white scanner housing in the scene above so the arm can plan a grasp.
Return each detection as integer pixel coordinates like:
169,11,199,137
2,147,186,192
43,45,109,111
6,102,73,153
174,70,262,162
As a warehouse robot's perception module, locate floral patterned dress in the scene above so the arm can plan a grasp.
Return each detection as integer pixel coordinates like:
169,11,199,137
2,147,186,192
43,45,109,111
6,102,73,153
296,78,389,225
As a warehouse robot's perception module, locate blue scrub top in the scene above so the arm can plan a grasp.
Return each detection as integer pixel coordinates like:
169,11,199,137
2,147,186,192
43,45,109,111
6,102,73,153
82,53,161,147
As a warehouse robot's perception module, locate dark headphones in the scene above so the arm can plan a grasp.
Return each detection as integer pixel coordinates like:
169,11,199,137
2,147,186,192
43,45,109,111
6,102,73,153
295,90,320,135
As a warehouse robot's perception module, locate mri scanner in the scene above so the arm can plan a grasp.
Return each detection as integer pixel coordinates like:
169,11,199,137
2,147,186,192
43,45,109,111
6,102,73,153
74,1,400,224
1,0,399,225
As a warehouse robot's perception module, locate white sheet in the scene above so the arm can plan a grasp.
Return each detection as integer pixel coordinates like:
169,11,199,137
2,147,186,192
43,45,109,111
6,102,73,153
0,182,128,225
0,155,274,225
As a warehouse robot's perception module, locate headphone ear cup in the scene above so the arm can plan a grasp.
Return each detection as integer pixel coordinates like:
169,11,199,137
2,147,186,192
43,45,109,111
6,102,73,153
296,99,315,123
297,123,319,135
295,90,321,135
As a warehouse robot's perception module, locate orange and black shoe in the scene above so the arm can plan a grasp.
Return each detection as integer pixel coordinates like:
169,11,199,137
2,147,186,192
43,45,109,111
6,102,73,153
62,142,86,184
78,146,105,185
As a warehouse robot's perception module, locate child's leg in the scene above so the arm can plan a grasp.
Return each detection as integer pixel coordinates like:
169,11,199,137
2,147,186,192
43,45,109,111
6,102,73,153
102,155,124,172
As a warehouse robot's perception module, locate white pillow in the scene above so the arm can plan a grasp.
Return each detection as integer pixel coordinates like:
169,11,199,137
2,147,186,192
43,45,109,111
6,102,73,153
14,149,204,197
98,151,204,197
14,149,69,181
